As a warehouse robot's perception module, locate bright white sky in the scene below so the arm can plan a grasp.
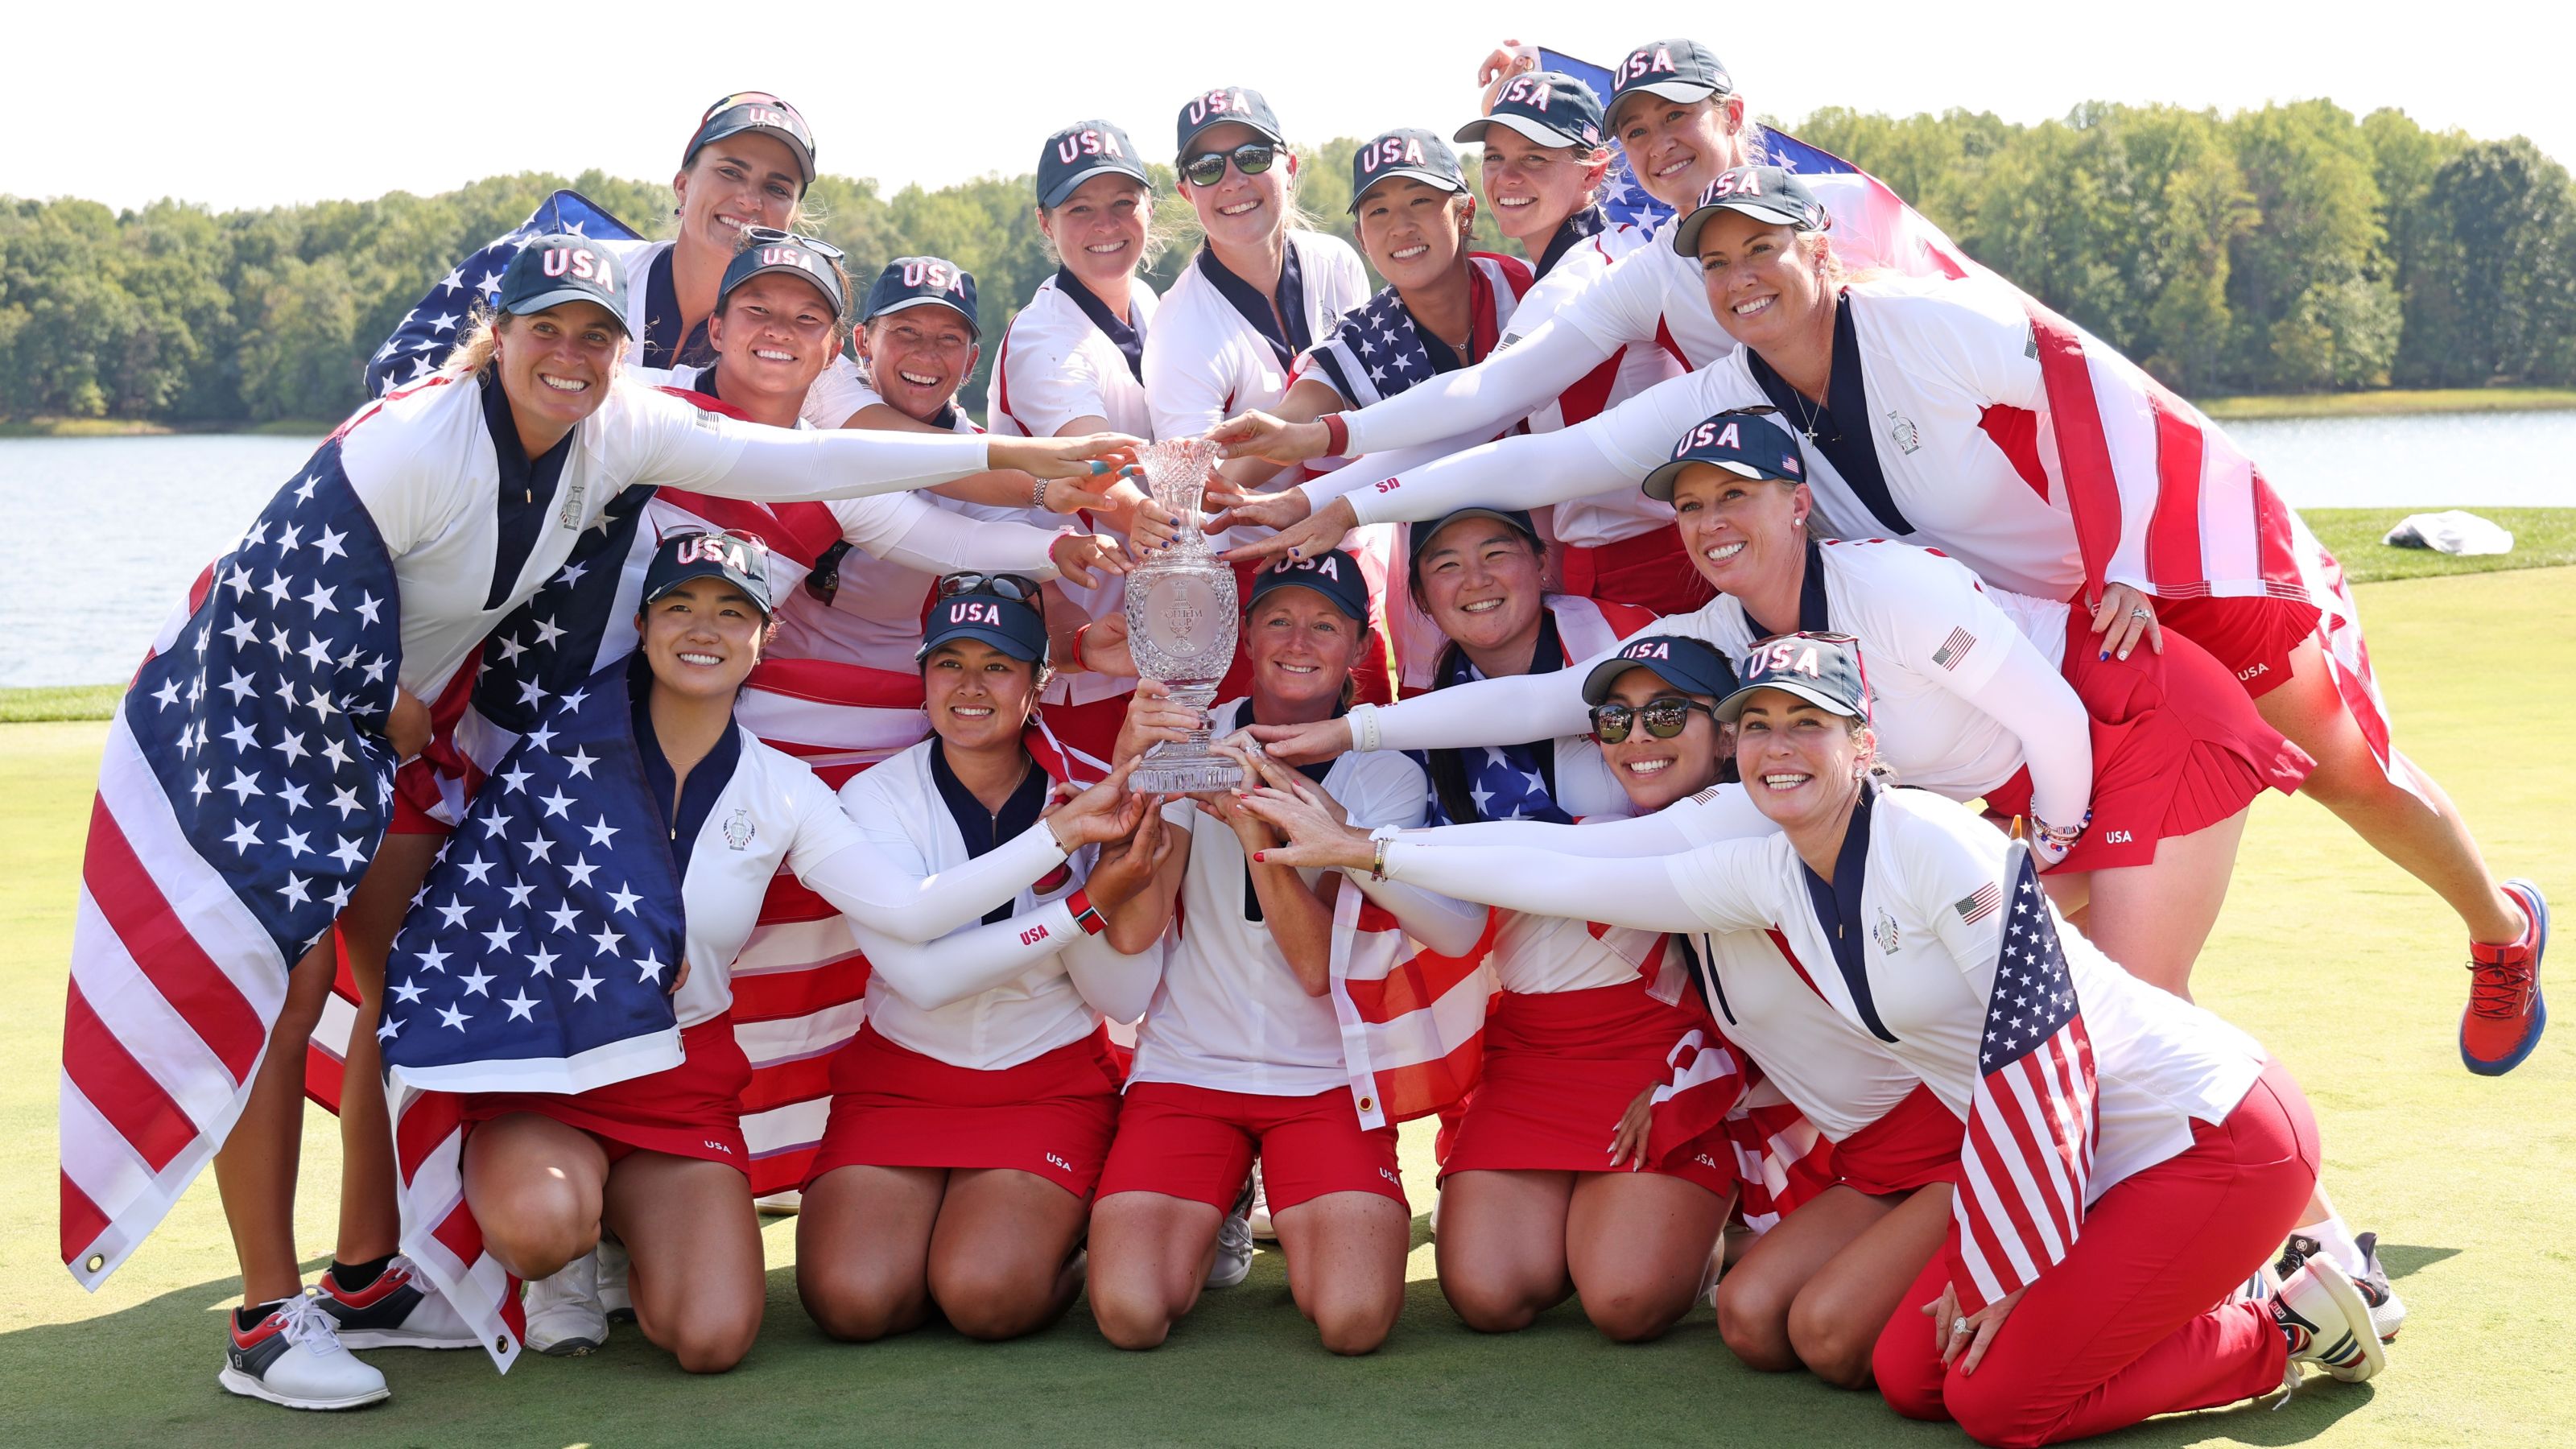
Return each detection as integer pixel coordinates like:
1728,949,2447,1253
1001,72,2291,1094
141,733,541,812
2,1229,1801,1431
22,1,2569,213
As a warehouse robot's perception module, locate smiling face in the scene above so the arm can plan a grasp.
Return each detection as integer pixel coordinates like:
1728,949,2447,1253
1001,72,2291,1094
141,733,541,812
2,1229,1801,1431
1245,587,1363,716
858,308,978,423
494,301,624,435
1598,667,1724,811
1695,208,1831,351
1732,687,1868,833
1477,127,1605,243
1179,121,1290,254
1354,177,1472,292
1416,517,1543,658
922,637,1042,754
707,271,840,407
673,132,804,258
641,575,766,703
1669,464,1810,600
1042,175,1152,291
1608,93,1747,212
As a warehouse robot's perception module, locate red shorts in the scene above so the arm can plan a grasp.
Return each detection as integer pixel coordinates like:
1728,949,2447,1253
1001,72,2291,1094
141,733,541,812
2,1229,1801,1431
2155,595,2325,700
386,661,483,836
1829,1084,1963,1198
805,1023,1125,1198
1441,983,1733,1196
464,1015,752,1170
1556,528,1715,617
1984,625,2313,871
1098,1082,1403,1213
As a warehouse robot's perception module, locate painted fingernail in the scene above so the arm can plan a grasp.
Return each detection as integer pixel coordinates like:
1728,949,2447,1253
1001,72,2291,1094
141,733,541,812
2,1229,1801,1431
1088,460,1108,474
1252,850,1266,863
2096,650,2108,662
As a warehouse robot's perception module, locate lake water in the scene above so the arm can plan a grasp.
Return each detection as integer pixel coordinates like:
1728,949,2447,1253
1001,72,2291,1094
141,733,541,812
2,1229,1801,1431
4,411,2573,687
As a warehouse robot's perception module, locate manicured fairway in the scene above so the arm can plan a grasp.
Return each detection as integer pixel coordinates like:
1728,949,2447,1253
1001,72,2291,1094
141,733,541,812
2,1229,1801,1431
2,568,2569,1448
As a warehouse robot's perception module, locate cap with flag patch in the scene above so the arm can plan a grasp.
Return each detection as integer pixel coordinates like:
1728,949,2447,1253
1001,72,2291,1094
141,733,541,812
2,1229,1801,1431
1641,410,1806,501
495,235,630,331
1350,128,1468,212
684,91,815,187
1249,548,1372,623
1715,631,1870,721
1456,70,1604,151
717,230,847,316
1580,634,1738,705
1038,119,1152,208
1605,39,1732,130
919,583,1049,665
861,257,979,336
642,529,774,619
1175,85,1285,158
1670,166,1832,257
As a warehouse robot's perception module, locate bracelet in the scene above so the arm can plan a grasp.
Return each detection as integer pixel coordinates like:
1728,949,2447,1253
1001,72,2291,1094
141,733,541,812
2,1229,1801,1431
1032,473,1050,510
1070,621,1093,672
1319,413,1350,458
1349,703,1381,753
1067,887,1106,935
2029,807,2093,850
1368,824,1400,882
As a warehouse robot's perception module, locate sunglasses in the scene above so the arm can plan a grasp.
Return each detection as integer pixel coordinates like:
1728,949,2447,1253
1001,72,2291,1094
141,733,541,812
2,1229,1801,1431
1589,696,1718,745
741,225,844,259
1181,141,1278,188
936,572,1042,604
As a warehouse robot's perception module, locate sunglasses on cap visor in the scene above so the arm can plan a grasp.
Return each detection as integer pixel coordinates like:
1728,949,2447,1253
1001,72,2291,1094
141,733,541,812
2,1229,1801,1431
935,572,1042,604
741,225,843,258
1589,696,1719,745
1181,141,1278,188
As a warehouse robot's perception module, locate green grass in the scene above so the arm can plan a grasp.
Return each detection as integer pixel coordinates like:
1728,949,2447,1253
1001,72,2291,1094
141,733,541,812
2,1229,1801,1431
0,684,124,724
2306,508,2576,584
0,418,334,439
2,568,2572,1447
2199,386,2576,421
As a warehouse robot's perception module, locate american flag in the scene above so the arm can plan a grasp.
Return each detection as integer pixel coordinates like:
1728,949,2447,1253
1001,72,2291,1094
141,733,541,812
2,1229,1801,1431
60,443,406,1289
365,190,646,398
1302,256,1530,410
1951,844,2098,1314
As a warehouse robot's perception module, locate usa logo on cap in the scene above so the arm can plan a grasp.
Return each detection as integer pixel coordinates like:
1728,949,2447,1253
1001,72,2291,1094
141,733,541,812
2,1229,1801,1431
1620,43,1684,80
539,246,613,290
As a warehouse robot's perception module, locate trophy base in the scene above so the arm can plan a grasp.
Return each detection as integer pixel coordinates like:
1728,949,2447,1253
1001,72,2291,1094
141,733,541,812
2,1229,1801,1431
1129,755,1245,795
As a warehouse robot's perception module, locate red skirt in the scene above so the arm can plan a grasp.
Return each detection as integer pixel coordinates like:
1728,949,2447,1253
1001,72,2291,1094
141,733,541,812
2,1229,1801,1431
1441,983,1734,1195
1984,624,2313,872
387,662,483,836
2155,594,2325,700
463,1015,753,1170
1556,529,1716,617
805,1024,1125,1198
1830,1084,1963,1197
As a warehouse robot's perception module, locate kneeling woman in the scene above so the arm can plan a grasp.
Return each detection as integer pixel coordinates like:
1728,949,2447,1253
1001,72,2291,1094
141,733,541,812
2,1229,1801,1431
1088,552,1484,1354
444,535,1146,1372
796,580,1165,1342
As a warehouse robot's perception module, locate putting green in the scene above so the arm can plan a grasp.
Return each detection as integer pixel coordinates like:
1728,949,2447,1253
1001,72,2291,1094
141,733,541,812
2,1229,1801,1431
2,569,2568,1447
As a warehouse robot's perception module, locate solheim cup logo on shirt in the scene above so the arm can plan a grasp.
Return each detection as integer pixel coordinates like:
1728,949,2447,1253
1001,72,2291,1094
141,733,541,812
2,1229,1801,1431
723,807,755,851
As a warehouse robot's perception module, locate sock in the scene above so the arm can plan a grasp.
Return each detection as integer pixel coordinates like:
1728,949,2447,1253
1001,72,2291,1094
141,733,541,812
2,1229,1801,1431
329,1253,396,1292
234,1298,293,1332
2301,1214,2368,1279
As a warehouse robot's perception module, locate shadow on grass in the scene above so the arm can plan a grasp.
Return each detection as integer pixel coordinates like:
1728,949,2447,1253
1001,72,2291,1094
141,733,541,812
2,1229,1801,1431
0,1246,2380,1449
2372,1244,2459,1281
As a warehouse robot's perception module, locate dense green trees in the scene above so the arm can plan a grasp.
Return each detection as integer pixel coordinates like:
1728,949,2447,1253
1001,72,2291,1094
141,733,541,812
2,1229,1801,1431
2,101,2567,426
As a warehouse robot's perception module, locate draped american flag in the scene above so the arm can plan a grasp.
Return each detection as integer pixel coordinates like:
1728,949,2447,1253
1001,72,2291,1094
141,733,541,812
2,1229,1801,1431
1951,844,2099,1314
1302,256,1530,410
365,191,646,398
60,444,405,1289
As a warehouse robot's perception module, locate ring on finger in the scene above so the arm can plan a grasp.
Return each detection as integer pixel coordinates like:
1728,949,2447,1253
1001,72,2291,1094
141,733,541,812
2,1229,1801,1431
2128,606,2150,621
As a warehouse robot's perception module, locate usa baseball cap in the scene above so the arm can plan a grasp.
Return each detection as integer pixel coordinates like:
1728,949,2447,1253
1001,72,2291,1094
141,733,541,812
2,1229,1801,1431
1641,411,1806,501
495,235,629,330
1409,506,1540,568
1175,86,1285,158
1605,39,1732,130
1580,634,1739,705
1038,119,1152,208
1670,166,1832,257
1249,548,1371,624
642,529,774,618
717,230,847,316
684,91,816,187
919,580,1049,664
1455,70,1605,151
1715,631,1870,721
1350,128,1468,212
861,257,979,336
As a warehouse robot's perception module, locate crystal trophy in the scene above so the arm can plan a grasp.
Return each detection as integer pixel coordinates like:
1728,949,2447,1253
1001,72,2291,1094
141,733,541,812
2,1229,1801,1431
1123,437,1244,793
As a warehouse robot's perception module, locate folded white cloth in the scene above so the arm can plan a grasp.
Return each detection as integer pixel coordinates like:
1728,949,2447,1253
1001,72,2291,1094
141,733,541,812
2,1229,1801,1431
2383,510,2515,556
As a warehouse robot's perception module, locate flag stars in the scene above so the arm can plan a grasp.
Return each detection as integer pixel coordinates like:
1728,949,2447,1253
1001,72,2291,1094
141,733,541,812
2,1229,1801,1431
526,945,560,977
607,883,641,915
415,942,451,974
583,815,620,848
502,991,540,1022
563,748,598,778
635,952,668,985
569,969,605,1002
224,767,264,803
539,788,576,819
437,1003,473,1031
589,923,625,956
458,965,497,997
279,827,313,858
224,818,262,852
435,897,473,930
390,979,427,1005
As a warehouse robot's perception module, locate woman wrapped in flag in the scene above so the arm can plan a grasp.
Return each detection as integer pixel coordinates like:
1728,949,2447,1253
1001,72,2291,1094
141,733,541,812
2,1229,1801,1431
379,534,1156,1375
1247,630,2384,1445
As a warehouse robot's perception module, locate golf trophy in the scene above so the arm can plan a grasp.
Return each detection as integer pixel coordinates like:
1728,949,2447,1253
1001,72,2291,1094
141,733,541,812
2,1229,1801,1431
1122,437,1245,793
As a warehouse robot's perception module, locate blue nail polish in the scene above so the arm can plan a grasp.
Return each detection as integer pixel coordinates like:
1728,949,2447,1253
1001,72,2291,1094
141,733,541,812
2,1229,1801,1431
2096,650,2108,662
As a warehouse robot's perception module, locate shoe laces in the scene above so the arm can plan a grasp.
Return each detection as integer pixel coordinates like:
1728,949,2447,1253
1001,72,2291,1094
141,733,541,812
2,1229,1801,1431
2467,945,2535,1018
270,1295,349,1358
1216,1211,1254,1257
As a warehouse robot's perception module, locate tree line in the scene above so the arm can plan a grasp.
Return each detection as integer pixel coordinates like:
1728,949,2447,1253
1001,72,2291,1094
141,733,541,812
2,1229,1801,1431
3,98,2570,427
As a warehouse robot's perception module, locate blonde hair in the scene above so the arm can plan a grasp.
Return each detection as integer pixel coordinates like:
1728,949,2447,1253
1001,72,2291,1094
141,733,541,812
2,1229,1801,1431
443,308,503,376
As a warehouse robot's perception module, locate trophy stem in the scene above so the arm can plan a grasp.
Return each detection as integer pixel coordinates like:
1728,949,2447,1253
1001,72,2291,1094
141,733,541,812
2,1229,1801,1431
1130,684,1243,794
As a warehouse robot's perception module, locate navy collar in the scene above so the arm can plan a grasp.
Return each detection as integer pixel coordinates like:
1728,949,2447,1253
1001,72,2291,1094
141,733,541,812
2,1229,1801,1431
627,653,745,881
1534,204,1608,280
640,246,717,372
1056,266,1146,382
1740,539,1832,640
1745,293,1913,536
1798,784,1899,1042
1197,241,1311,369
929,739,1052,924
477,374,576,611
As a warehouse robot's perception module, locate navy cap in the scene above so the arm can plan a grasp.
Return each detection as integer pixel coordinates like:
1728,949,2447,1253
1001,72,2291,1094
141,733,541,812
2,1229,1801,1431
1455,71,1605,151
1580,634,1739,705
683,91,815,187
1038,119,1152,208
1642,411,1806,501
1605,39,1732,129
919,585,1049,665
1175,85,1285,159
861,257,979,336
495,235,630,330
1410,506,1540,568
1350,128,1468,212
1671,166,1832,258
717,231,846,316
1249,548,1371,624
642,529,774,618
1715,631,1870,721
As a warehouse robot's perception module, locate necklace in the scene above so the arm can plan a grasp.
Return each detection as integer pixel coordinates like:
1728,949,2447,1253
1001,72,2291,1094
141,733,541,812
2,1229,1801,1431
1787,386,1829,444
